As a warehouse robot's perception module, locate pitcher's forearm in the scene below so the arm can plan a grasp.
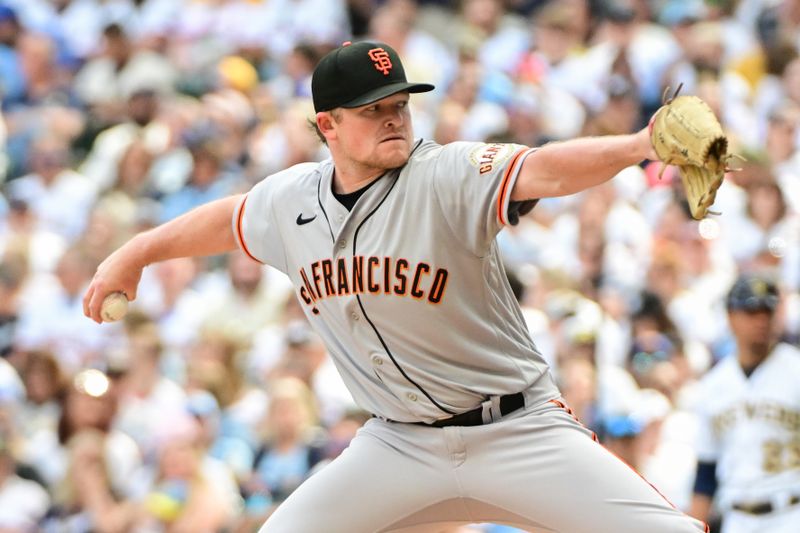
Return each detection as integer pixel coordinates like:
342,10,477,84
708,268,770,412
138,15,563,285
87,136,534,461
83,194,244,322
689,494,712,523
511,129,654,201
127,194,242,268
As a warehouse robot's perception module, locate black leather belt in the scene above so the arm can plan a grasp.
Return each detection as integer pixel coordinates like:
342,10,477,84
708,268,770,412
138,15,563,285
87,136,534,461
732,495,800,515
412,392,525,428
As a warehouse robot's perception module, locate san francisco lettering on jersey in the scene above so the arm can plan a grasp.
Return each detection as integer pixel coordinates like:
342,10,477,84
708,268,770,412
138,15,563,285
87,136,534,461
298,256,449,311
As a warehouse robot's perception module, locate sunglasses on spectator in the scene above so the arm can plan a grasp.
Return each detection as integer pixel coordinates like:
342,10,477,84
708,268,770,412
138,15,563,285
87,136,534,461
631,350,671,375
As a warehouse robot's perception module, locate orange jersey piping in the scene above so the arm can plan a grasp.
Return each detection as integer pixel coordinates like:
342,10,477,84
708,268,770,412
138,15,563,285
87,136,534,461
235,194,263,264
496,147,532,225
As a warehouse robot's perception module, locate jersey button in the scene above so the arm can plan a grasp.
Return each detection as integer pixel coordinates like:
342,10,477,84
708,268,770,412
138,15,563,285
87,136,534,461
371,355,383,365
406,392,418,402
338,240,347,249
351,313,359,321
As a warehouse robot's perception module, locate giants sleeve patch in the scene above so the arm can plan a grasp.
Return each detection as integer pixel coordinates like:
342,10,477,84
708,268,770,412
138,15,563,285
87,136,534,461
467,143,516,175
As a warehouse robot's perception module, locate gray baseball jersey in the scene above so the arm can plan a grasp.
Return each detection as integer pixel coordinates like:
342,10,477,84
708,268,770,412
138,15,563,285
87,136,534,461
236,139,708,533
234,139,557,423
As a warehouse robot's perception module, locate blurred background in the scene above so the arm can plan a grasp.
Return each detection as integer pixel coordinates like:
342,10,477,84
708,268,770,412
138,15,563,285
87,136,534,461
0,0,798,531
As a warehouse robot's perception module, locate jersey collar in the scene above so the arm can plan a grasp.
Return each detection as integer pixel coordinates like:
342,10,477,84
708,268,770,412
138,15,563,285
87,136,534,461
317,140,423,246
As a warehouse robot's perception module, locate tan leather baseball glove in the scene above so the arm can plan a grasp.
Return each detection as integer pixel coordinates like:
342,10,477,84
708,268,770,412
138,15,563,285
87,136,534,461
649,90,735,219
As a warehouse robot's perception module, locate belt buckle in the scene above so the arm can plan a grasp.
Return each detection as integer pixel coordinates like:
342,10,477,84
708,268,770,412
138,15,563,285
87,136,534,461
771,491,799,512
480,396,502,424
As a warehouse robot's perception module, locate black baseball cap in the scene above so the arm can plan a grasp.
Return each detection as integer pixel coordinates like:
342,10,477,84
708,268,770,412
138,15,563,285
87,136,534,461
311,41,434,113
726,274,779,312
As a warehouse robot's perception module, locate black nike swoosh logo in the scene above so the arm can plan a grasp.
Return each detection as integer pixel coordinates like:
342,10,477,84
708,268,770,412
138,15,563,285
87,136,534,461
296,213,317,225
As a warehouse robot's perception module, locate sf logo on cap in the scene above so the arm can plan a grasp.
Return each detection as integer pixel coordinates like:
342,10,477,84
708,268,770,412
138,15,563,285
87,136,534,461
368,48,393,75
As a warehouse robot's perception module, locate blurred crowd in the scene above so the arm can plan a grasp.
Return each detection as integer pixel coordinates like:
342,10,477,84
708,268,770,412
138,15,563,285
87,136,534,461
0,0,798,531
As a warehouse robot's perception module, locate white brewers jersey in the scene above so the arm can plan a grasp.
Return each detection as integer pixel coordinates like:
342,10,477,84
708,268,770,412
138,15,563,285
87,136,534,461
694,343,800,510
233,139,558,423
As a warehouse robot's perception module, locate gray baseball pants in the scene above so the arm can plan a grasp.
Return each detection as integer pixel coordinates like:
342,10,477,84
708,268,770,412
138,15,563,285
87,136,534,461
260,397,708,532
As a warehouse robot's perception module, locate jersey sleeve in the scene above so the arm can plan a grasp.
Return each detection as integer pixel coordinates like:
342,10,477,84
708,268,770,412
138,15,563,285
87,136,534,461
430,141,537,255
232,178,288,273
694,401,719,462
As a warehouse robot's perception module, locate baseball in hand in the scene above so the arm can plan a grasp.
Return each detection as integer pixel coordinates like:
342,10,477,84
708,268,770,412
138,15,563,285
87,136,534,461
101,292,129,322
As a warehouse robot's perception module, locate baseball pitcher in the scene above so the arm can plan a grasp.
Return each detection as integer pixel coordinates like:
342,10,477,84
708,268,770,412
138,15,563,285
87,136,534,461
85,41,708,532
